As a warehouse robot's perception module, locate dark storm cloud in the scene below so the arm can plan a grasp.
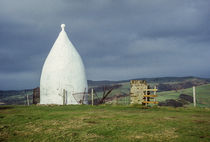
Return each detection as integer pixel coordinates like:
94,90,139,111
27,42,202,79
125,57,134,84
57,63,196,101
0,0,210,89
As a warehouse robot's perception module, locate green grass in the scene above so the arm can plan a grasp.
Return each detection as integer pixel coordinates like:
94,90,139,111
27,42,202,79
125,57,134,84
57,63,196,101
1,78,209,106
0,105,210,142
105,83,210,107
157,84,210,107
0,90,33,105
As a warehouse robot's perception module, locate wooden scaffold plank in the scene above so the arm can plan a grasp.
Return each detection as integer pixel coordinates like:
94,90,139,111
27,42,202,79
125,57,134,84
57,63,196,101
144,89,158,92
143,101,158,104
143,95,158,97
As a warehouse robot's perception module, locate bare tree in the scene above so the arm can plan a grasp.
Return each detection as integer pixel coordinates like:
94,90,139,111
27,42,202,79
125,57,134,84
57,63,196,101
97,86,114,105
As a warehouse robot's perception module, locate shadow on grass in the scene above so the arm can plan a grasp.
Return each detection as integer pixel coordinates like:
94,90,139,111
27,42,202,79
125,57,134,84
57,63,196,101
0,106,14,110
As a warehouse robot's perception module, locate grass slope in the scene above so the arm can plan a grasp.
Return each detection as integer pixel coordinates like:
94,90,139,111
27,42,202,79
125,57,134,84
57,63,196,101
0,105,210,142
0,90,32,105
104,83,210,107
157,84,210,107
1,77,209,105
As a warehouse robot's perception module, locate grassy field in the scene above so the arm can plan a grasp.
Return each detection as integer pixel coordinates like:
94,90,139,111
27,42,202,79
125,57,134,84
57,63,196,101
82,82,209,107
0,105,210,142
0,90,33,105
1,77,209,106
157,84,210,107
105,83,210,107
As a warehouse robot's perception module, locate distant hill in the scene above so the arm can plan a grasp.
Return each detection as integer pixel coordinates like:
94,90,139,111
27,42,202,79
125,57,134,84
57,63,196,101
0,76,209,105
88,76,210,86
0,90,32,105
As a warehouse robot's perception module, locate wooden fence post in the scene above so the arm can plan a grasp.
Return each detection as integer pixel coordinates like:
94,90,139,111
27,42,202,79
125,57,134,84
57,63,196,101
154,86,156,102
145,86,148,107
91,88,94,106
27,94,29,106
193,86,196,107
63,89,66,105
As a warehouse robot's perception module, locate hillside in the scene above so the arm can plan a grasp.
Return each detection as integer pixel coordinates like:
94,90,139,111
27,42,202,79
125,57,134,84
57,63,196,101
157,84,210,107
0,90,32,105
0,76,209,106
89,77,210,107
88,76,210,86
0,105,210,142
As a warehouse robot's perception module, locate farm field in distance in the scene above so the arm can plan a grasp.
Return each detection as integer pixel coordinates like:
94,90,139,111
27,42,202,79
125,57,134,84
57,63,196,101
1,76,210,141
1,77,210,107
0,105,210,142
157,84,210,107
105,83,210,107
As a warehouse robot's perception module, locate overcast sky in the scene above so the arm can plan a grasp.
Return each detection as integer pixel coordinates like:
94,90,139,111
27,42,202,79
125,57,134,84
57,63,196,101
0,0,210,90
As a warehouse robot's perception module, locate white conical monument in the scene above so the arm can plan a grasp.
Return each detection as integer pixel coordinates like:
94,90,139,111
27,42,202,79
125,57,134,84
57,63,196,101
40,24,88,105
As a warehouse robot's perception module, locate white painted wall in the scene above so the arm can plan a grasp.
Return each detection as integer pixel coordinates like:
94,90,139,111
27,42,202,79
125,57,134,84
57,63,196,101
40,24,88,105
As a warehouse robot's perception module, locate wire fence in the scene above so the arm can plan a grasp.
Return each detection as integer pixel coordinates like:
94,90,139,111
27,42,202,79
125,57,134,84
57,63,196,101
85,90,131,105
31,87,131,105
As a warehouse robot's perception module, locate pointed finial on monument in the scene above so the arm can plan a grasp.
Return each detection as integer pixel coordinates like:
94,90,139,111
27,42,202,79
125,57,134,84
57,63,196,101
61,24,65,31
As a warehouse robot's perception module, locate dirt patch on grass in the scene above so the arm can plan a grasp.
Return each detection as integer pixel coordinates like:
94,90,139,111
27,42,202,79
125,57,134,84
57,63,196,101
193,120,208,124
163,116,177,120
12,119,90,138
131,128,178,141
0,126,10,141
86,133,104,139
83,119,98,124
